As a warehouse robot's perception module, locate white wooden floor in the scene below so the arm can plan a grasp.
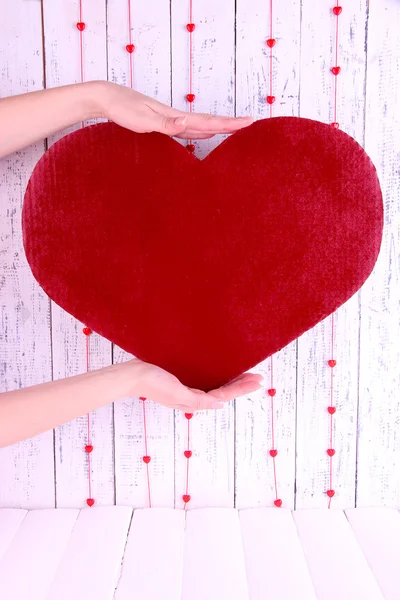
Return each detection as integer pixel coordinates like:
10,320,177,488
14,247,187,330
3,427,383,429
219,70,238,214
0,507,399,600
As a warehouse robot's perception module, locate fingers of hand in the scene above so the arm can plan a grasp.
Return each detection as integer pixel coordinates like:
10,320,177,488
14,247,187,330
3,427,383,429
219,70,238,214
183,114,253,135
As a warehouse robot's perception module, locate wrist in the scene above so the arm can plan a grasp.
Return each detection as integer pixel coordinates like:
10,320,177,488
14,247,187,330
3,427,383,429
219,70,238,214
79,80,111,121
106,358,145,398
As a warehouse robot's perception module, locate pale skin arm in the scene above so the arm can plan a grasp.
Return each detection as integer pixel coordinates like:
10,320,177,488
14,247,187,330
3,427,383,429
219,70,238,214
0,80,261,448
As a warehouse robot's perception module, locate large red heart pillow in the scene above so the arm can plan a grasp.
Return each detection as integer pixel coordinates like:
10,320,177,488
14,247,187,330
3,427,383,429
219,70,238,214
22,117,383,391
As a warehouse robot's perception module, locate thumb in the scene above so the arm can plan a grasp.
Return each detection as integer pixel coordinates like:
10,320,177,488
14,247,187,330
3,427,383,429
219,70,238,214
156,115,188,135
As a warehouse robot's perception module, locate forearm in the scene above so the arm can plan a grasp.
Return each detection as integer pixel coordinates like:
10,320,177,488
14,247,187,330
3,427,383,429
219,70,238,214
0,360,139,448
0,81,104,158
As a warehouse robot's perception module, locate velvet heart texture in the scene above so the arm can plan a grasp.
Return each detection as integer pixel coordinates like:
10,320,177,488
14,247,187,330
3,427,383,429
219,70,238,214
22,118,383,391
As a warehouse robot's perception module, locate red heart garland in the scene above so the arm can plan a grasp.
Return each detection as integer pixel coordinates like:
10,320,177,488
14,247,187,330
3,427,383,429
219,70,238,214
184,450,193,458
22,118,383,391
182,494,191,503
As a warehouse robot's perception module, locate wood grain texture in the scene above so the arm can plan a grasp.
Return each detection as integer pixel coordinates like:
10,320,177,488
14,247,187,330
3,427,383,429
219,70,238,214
171,0,236,508
296,0,368,509
0,0,55,509
293,509,385,599
107,0,175,508
357,0,400,508
0,0,399,512
235,0,300,510
42,0,115,508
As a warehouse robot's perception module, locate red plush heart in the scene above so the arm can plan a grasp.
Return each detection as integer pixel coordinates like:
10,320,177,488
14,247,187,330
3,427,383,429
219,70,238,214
22,118,383,391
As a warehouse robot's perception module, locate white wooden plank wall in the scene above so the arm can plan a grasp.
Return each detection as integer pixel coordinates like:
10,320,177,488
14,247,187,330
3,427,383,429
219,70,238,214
0,0,399,511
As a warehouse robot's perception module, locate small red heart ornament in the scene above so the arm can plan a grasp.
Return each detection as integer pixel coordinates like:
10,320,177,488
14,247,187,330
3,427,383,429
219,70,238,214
182,495,191,503
22,118,383,391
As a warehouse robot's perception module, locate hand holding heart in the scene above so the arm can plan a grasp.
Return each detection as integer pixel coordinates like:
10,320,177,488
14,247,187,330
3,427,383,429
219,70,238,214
98,81,254,139
127,359,264,411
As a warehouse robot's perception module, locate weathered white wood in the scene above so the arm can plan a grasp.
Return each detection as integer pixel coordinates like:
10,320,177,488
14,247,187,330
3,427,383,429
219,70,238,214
182,508,249,600
240,508,317,600
293,509,384,600
42,0,115,508
1,0,400,516
0,0,55,509
296,0,368,509
358,0,400,508
107,0,175,508
0,509,27,561
0,509,79,600
46,506,132,600
114,508,185,600
346,508,400,599
171,0,236,510
234,356,297,510
107,0,172,104
113,374,175,508
171,0,236,158
235,1,300,511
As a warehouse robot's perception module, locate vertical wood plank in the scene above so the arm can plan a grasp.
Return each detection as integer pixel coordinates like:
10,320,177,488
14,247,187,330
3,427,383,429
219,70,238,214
357,0,400,507
0,509,79,600
107,0,175,508
346,508,400,600
182,508,249,600
47,506,132,600
0,0,55,509
114,508,185,600
0,509,27,561
239,508,317,600
42,0,115,508
235,0,300,510
171,0,236,510
296,0,368,509
293,509,385,600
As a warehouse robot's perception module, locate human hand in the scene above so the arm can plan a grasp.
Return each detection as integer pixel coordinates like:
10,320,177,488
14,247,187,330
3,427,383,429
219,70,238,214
94,81,253,140
121,358,263,412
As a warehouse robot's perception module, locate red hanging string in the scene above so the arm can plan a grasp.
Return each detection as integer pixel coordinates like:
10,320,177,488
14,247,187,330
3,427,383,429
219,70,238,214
265,0,281,509
185,0,195,154
124,4,152,508
76,2,95,509
183,413,193,507
126,0,135,89
181,0,196,510
139,397,152,508
83,327,94,507
265,0,276,114
326,2,342,507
